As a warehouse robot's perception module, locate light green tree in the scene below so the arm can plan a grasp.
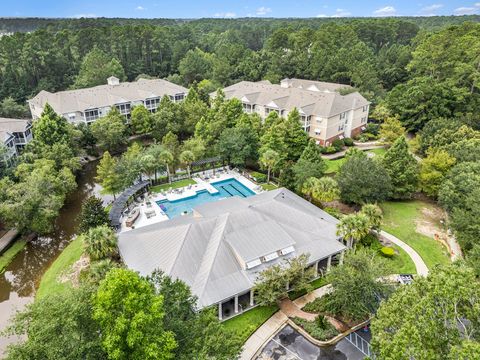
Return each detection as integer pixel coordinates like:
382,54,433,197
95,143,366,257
91,108,127,152
179,150,195,178
93,269,177,360
379,116,405,145
419,149,456,198
359,203,383,232
96,151,124,198
336,213,371,248
312,177,340,205
81,225,118,261
74,47,126,88
371,263,480,360
259,149,280,184
131,105,153,134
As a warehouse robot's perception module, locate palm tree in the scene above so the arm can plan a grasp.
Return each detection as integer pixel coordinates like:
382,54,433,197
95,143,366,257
336,213,370,249
302,177,319,202
360,204,383,232
140,154,157,185
312,177,340,206
82,225,118,261
260,149,280,184
159,149,174,184
146,143,165,183
179,150,195,178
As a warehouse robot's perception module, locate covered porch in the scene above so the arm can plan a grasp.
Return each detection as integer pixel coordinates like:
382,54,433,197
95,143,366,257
218,290,256,321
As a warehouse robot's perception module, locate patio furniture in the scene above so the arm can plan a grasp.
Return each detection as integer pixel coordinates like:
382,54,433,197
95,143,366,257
125,208,140,227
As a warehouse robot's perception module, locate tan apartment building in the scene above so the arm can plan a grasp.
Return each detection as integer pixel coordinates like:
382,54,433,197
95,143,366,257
217,78,371,146
28,77,188,124
0,117,33,164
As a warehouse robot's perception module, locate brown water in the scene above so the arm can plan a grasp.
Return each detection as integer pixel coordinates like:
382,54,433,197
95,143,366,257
0,161,112,355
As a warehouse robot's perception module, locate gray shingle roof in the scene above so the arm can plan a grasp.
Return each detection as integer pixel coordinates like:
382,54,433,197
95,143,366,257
28,78,188,114
0,117,31,142
219,79,369,118
118,188,346,308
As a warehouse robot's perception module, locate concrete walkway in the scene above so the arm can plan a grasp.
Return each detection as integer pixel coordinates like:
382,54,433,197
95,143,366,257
0,229,19,255
240,231,429,359
380,230,429,276
321,145,385,160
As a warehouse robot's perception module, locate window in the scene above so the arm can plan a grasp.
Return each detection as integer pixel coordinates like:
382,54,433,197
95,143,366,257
265,107,279,115
85,109,99,122
363,105,369,112
340,112,347,120
145,97,160,111
314,128,321,135
68,113,76,121
115,103,131,116
242,103,252,113
361,117,367,124
338,123,344,131
174,93,185,102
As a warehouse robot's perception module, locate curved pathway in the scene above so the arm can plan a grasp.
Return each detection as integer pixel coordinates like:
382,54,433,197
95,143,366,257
380,230,429,276
239,231,429,359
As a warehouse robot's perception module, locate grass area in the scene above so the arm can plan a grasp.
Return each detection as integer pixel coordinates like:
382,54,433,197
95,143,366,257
260,183,279,191
325,147,386,174
389,244,416,274
0,238,27,274
36,237,84,299
381,200,450,269
150,178,196,193
222,304,278,342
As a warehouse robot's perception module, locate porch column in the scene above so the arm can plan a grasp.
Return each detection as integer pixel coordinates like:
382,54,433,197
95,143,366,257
250,290,255,307
339,251,345,265
314,261,319,277
218,302,223,320
327,256,332,272
234,295,239,313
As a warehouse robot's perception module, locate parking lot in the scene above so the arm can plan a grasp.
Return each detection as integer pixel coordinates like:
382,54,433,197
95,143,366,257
255,325,366,360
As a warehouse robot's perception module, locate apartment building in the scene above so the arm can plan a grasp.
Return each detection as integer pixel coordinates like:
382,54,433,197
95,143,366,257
28,77,188,124
0,117,33,164
218,78,371,146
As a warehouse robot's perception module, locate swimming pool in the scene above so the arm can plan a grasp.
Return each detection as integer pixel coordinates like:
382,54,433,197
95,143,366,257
156,178,255,218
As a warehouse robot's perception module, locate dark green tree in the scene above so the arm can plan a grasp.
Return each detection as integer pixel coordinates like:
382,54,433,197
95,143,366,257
78,196,109,234
292,139,327,190
336,154,392,204
382,136,418,199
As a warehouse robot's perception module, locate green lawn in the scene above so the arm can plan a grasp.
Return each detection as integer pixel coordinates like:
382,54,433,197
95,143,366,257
388,244,416,274
325,148,386,174
260,183,279,191
0,238,27,274
36,237,84,299
381,200,450,269
222,305,278,342
150,178,196,193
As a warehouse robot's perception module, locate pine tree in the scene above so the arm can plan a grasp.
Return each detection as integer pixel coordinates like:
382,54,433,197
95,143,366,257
78,196,109,234
383,136,418,199
293,139,326,190
283,108,308,161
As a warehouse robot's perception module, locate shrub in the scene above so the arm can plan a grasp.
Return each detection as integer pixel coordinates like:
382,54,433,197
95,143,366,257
380,247,395,258
303,297,328,313
324,146,337,154
332,139,345,151
292,316,338,341
323,207,342,219
366,123,380,136
359,233,380,248
359,133,378,142
344,138,354,146
250,171,267,183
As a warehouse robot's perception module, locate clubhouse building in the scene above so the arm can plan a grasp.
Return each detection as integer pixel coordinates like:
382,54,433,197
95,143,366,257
118,188,346,320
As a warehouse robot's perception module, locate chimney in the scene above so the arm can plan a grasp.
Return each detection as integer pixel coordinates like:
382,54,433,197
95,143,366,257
107,76,120,86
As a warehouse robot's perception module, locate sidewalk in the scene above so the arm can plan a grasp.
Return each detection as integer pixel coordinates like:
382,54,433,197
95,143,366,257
321,145,385,160
380,230,429,276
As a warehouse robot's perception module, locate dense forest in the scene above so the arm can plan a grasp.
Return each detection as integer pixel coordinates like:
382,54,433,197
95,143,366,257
0,15,479,107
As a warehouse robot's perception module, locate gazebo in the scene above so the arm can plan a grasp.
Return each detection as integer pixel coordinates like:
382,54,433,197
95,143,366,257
190,156,224,174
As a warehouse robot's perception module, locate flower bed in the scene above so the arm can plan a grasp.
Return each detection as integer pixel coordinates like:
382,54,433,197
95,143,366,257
291,315,338,341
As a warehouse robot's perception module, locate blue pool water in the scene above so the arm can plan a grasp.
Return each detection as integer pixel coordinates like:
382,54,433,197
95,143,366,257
156,178,255,218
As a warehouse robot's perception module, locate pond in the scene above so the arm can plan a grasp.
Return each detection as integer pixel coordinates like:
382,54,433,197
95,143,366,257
0,160,111,355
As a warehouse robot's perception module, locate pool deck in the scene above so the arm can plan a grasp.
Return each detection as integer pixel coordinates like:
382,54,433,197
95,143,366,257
119,171,261,232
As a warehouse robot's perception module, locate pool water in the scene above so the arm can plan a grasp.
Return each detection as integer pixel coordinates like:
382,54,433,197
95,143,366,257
156,178,255,218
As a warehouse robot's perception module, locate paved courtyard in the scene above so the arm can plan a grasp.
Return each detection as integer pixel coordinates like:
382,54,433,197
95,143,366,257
255,325,366,360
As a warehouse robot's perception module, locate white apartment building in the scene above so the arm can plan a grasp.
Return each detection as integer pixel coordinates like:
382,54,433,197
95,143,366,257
217,78,371,146
0,118,33,164
28,77,189,125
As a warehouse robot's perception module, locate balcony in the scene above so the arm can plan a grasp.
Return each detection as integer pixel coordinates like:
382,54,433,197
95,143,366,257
14,132,33,145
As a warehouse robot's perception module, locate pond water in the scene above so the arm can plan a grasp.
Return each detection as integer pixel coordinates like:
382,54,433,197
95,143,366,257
0,160,111,355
